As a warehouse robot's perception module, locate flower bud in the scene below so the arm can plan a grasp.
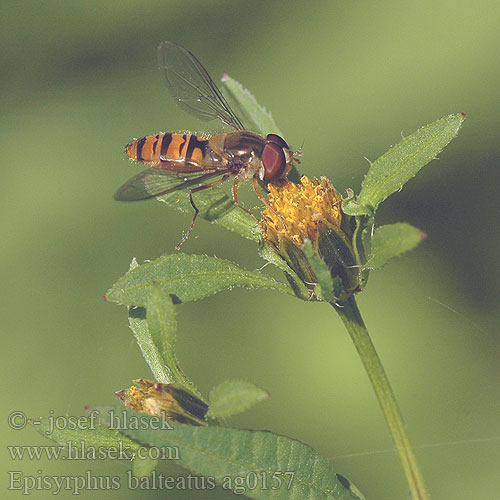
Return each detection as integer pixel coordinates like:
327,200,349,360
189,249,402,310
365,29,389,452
116,379,208,426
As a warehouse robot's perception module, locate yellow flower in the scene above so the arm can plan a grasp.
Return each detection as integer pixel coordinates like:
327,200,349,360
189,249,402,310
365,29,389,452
261,176,361,301
116,379,208,426
261,176,343,247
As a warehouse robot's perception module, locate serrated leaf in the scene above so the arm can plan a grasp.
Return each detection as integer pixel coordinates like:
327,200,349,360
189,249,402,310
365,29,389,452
366,223,425,269
146,286,177,375
126,286,199,398
106,254,293,306
129,257,139,270
207,380,269,418
128,309,203,399
128,306,174,385
358,113,465,212
221,74,284,137
120,411,364,500
158,187,258,242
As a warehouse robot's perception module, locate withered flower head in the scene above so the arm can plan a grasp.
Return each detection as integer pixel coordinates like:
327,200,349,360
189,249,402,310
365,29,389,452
261,176,362,301
115,379,208,426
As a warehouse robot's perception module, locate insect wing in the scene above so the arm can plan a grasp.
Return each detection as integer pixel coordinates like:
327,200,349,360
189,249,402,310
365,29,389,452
114,168,226,201
158,41,244,130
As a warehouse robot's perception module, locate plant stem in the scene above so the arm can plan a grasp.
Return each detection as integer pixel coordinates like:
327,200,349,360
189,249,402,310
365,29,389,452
333,295,429,500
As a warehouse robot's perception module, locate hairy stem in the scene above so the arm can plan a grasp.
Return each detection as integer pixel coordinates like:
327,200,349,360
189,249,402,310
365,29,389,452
333,295,429,500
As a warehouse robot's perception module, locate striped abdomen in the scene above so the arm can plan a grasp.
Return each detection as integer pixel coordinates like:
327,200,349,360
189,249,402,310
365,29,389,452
126,133,214,171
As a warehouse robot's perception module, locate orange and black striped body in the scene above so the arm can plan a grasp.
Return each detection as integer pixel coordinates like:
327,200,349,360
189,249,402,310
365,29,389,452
126,133,220,172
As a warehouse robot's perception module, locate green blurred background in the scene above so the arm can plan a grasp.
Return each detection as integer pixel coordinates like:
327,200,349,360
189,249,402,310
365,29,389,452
2,1,499,498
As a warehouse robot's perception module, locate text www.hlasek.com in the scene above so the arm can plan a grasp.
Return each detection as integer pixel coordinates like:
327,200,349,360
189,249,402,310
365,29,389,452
7,441,178,461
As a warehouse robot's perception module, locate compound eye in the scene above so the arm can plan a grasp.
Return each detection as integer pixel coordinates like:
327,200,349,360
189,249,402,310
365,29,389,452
262,142,286,181
266,133,289,150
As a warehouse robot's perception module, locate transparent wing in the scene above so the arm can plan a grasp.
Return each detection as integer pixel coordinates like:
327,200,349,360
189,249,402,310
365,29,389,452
114,168,228,201
158,41,245,130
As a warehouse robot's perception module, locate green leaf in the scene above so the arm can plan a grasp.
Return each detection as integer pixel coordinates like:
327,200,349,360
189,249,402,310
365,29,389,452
301,239,335,302
358,113,465,212
341,200,373,217
31,415,140,459
106,254,293,306
341,189,373,217
221,74,301,183
32,410,159,478
221,74,284,137
128,306,174,385
146,286,177,375
207,380,269,418
366,222,425,269
132,455,159,478
129,305,201,396
127,286,199,398
120,411,364,500
158,187,258,242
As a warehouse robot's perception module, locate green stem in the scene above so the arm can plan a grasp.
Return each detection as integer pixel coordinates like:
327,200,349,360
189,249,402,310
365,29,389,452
333,295,429,500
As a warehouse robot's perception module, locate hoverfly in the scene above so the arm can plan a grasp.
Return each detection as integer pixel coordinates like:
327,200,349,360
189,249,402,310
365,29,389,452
114,41,298,248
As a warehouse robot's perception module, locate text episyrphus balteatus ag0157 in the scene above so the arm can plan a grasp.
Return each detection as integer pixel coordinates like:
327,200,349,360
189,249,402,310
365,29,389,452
114,41,299,249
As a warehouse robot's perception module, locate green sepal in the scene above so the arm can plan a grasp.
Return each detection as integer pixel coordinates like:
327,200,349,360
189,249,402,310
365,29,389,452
301,239,335,302
156,383,208,425
278,237,317,297
258,241,311,300
315,222,360,299
167,384,209,424
332,276,346,301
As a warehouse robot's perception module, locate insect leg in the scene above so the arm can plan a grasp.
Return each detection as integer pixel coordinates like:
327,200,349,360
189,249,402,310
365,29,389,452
252,176,269,205
232,178,259,223
175,174,231,250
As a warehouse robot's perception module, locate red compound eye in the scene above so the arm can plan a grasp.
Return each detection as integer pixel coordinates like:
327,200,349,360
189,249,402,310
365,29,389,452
262,142,286,181
266,134,289,150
